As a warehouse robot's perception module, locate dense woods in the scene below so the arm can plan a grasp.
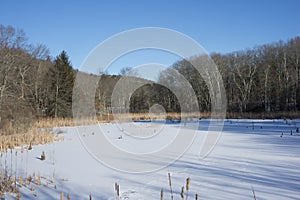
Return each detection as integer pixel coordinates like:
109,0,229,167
0,25,74,132
126,37,300,116
0,24,299,132
211,39,300,113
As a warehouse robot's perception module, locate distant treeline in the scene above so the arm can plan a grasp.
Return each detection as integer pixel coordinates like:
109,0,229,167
0,24,299,131
99,37,300,116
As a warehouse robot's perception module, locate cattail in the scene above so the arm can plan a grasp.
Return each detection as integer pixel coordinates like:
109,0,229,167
251,186,256,200
60,192,64,200
195,193,198,200
185,177,191,200
13,176,17,193
181,186,185,199
28,142,32,150
114,182,120,198
41,151,46,160
25,175,30,186
19,175,23,187
168,173,172,187
52,174,55,184
186,177,190,191
117,185,120,197
115,182,118,191
67,193,71,200
37,175,41,186
160,188,164,200
168,173,174,200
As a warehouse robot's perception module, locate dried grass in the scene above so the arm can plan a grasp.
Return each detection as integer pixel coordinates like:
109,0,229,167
0,117,71,152
0,130,57,152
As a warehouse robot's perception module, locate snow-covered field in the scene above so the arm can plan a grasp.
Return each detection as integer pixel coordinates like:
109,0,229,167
2,119,300,199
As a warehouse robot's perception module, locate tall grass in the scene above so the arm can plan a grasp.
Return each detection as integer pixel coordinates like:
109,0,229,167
0,131,57,152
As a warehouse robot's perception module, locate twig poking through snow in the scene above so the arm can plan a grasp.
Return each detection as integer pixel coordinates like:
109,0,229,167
251,185,257,200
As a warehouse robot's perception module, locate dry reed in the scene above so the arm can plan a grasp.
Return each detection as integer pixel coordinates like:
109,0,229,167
180,186,185,199
160,188,164,200
168,172,174,200
60,192,64,200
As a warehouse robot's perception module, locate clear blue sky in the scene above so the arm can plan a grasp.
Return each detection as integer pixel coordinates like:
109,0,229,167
1,0,300,75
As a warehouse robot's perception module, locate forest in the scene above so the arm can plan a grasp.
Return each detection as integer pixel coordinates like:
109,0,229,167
0,24,299,133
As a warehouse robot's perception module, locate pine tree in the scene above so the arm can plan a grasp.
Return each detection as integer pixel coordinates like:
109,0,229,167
49,51,74,118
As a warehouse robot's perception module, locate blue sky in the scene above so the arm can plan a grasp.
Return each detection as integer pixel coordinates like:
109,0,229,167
1,0,300,75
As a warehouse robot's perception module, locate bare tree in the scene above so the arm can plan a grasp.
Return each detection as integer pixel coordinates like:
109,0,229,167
230,50,258,112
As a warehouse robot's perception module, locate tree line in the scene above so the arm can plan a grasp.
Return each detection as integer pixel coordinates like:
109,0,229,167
1,24,299,132
129,37,300,116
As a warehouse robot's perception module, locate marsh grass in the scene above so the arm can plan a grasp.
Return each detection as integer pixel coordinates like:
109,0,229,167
0,121,61,198
0,150,52,198
0,131,57,152
0,117,71,153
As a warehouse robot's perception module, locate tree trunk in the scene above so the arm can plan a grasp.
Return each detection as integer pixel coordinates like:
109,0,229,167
55,84,59,118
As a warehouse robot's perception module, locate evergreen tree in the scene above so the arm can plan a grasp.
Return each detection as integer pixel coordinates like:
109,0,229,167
49,51,74,117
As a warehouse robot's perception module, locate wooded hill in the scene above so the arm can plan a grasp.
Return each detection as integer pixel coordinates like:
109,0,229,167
94,37,300,117
0,24,299,132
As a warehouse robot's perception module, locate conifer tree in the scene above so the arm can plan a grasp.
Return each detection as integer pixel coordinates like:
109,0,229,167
49,51,74,118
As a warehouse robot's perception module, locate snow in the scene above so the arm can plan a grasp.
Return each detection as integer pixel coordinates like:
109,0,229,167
1,119,300,199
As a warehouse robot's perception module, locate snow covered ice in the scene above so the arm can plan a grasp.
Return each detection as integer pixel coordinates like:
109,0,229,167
2,119,300,199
